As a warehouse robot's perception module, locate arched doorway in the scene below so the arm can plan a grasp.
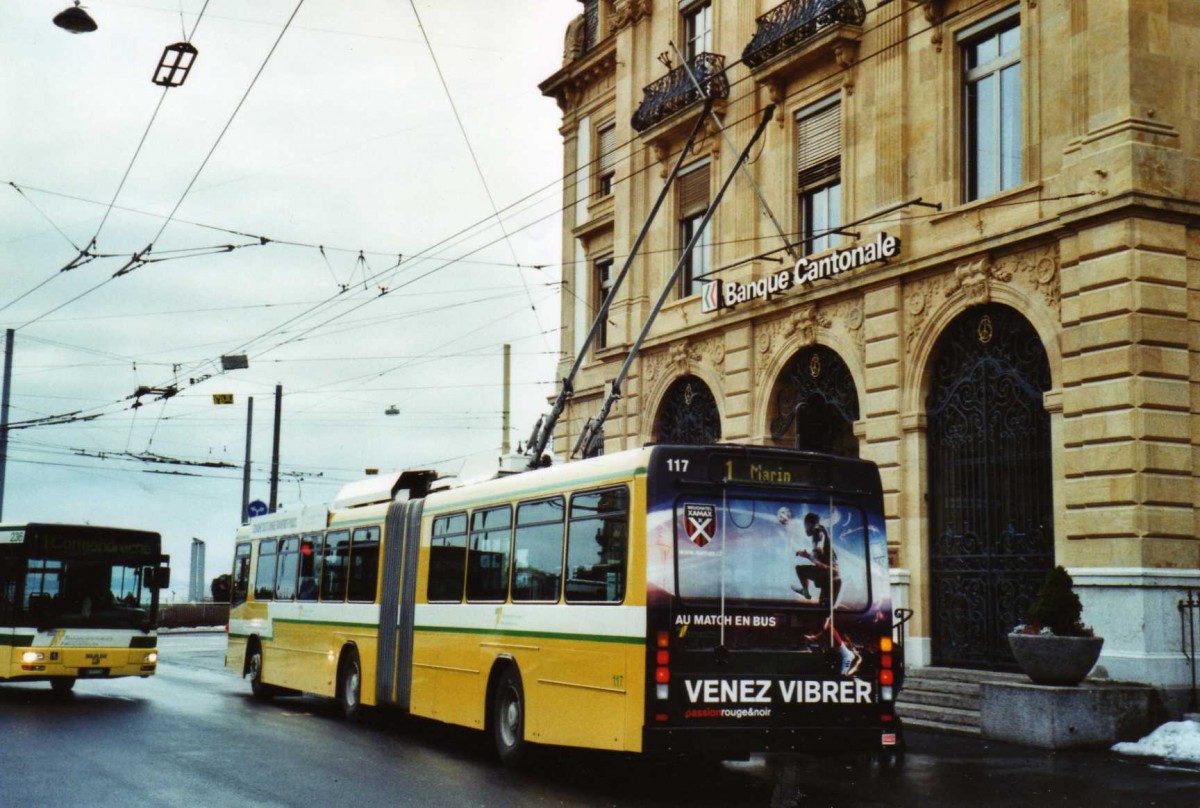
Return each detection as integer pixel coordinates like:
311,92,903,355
927,304,1054,670
769,345,859,457
654,375,721,444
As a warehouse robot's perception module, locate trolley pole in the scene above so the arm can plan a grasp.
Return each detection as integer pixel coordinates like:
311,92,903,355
241,396,253,524
0,329,13,521
269,384,282,513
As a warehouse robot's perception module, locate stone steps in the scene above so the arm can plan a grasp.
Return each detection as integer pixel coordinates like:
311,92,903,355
897,667,1029,737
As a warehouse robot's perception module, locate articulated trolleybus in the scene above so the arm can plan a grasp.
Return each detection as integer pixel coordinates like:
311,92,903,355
1,523,171,692
227,445,902,761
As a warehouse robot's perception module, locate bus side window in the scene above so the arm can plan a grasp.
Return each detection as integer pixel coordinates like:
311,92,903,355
231,544,251,606
297,533,322,601
565,486,629,603
321,530,350,602
254,540,278,601
347,526,381,602
428,513,467,602
512,497,564,603
275,537,300,601
467,506,512,602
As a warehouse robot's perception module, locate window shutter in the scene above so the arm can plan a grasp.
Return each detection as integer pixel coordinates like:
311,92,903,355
796,99,841,190
677,163,710,218
597,125,617,175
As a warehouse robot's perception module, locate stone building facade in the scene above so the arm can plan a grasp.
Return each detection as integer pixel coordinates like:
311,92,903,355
539,0,1200,695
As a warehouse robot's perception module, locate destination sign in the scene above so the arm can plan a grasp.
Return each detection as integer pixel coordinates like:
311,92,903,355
709,456,831,488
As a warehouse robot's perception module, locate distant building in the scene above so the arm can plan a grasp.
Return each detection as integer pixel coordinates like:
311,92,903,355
540,0,1199,701
189,538,206,603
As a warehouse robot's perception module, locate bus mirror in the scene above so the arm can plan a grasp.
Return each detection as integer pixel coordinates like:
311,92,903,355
147,566,171,589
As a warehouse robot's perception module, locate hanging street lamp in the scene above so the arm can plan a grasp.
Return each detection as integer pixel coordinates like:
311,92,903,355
53,2,97,33
153,41,199,87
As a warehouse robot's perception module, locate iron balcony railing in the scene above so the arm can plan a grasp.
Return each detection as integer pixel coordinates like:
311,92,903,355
630,53,729,133
742,0,867,69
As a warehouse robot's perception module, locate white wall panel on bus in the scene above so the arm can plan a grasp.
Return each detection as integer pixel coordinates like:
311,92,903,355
414,603,645,641
229,602,382,641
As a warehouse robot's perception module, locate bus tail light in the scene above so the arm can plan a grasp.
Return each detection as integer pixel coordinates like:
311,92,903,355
879,669,895,686
655,666,670,684
656,631,669,648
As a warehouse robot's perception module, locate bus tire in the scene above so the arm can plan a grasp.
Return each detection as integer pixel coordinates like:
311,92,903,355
491,666,528,766
247,642,275,700
338,647,363,721
50,677,76,695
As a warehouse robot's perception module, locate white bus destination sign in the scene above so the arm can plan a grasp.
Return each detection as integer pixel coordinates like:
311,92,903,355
701,232,900,313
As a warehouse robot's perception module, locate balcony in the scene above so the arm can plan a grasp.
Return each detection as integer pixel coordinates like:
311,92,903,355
742,0,866,71
630,53,729,134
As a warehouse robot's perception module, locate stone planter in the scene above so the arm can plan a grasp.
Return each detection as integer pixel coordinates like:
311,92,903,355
1007,633,1105,687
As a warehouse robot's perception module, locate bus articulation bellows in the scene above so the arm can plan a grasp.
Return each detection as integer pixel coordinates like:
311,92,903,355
226,445,903,761
1,523,171,692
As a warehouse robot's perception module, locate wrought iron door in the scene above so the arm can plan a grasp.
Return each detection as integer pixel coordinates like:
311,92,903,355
927,305,1054,670
770,345,859,457
655,375,721,444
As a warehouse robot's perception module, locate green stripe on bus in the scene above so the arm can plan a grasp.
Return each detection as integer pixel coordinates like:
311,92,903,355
0,635,35,647
271,618,378,630
424,467,647,516
413,624,643,645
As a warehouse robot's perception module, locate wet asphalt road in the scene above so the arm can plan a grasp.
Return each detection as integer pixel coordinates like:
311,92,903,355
1,633,1197,807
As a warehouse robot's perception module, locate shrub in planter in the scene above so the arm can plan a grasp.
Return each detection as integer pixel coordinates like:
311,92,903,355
1009,566,1103,686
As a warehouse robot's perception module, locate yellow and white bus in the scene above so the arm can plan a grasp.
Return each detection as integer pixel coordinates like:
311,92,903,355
226,445,902,762
1,523,170,693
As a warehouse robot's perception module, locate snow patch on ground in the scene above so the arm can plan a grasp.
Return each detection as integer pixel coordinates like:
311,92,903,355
1112,719,1200,764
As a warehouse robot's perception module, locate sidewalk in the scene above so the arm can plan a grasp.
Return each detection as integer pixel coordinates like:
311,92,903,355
766,727,1200,807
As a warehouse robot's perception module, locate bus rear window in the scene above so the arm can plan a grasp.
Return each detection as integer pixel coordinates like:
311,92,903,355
675,497,874,611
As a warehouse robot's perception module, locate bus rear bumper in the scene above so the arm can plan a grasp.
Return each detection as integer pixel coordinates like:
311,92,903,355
641,725,896,759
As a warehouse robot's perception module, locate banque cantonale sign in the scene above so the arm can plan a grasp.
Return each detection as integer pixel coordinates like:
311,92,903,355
701,232,900,313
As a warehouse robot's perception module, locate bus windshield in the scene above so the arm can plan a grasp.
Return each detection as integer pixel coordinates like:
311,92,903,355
19,557,153,630
675,496,872,610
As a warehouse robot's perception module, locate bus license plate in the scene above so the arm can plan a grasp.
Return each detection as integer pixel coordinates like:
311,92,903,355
79,667,108,677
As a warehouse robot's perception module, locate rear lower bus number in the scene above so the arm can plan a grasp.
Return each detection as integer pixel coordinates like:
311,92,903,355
666,458,689,473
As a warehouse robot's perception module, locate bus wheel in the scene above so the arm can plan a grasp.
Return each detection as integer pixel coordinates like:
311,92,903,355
338,648,362,721
491,667,527,766
248,644,274,701
50,677,76,695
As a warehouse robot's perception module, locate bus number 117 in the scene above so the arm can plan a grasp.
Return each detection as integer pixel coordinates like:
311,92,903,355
666,458,689,473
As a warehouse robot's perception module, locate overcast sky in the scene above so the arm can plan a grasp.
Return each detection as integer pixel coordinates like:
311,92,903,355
1,0,577,595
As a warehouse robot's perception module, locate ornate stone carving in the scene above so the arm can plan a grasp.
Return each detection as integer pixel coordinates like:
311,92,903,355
904,245,1062,353
824,297,866,351
563,15,586,64
951,256,994,305
610,0,651,32
696,334,726,368
994,245,1062,315
784,305,831,348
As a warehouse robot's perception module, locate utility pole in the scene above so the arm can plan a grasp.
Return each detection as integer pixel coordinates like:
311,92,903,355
241,396,253,524
0,329,12,521
502,344,511,455
269,384,281,513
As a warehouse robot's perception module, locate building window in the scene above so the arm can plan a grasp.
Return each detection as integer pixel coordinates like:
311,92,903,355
594,256,614,350
678,162,710,298
596,123,616,197
583,0,601,52
682,1,712,60
961,7,1021,201
796,94,841,256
